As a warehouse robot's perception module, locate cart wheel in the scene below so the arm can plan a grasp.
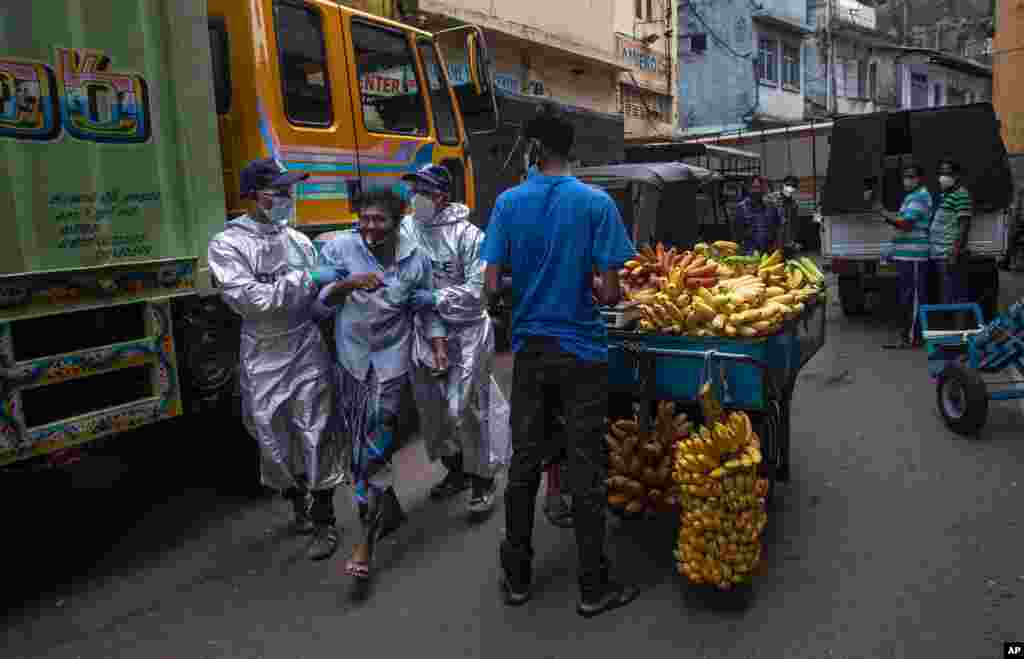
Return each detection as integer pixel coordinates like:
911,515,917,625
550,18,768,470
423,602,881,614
936,364,988,437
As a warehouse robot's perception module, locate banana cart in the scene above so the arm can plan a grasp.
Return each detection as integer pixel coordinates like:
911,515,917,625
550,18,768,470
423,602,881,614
920,302,1024,436
606,299,826,497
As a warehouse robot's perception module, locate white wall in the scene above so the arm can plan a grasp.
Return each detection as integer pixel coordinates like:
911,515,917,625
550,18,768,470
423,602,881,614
899,60,992,109
485,31,619,114
423,0,617,59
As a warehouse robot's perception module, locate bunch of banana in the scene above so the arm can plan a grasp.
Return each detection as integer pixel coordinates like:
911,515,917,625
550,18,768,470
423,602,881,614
626,244,823,338
671,383,770,589
606,401,691,516
674,506,766,586
672,409,761,482
621,242,693,296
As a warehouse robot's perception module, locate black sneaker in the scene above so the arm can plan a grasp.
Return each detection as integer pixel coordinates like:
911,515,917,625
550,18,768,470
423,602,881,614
307,524,340,561
577,581,640,619
430,470,470,500
499,543,532,606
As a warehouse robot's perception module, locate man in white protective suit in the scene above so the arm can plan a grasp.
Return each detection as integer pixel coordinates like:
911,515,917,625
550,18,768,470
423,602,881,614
402,165,501,516
208,159,349,561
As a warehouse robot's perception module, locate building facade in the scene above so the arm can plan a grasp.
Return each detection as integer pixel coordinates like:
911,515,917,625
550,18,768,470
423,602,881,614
400,0,628,224
614,0,677,142
805,0,991,120
677,0,812,136
414,0,623,115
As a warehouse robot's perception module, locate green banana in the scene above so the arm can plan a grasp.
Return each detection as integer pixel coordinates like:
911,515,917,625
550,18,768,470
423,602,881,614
798,257,825,283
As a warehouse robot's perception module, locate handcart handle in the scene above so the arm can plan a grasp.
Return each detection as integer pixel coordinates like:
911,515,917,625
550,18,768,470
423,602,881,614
918,303,985,333
618,344,771,375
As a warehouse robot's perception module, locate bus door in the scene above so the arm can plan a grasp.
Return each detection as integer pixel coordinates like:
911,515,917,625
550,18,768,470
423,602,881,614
266,0,362,227
343,15,434,202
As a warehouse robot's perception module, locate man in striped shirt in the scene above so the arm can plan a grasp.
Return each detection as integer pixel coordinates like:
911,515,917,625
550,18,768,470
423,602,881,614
881,165,933,348
930,159,973,324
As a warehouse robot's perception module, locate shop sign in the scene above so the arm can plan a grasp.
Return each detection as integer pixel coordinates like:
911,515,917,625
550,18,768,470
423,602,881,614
621,46,659,71
494,73,520,94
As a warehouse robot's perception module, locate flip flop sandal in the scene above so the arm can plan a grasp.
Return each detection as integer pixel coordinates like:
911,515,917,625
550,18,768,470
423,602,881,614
344,559,371,580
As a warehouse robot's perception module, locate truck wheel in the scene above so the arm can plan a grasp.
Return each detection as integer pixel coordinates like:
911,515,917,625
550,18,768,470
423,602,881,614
936,364,988,437
838,275,866,316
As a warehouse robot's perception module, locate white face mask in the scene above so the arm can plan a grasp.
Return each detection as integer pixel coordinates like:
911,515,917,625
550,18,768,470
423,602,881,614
412,194,437,221
939,175,955,190
269,196,295,226
783,185,796,197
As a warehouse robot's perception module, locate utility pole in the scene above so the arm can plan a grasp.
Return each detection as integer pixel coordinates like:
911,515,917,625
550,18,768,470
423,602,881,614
671,0,680,130
826,0,834,115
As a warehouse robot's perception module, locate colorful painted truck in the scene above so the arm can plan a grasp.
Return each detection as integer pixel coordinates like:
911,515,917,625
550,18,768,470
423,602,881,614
0,0,498,470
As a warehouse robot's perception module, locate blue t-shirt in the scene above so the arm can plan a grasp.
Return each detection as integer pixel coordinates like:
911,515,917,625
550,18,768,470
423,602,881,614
480,174,637,362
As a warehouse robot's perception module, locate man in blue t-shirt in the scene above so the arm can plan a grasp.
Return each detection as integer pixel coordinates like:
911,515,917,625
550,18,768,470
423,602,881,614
481,105,638,618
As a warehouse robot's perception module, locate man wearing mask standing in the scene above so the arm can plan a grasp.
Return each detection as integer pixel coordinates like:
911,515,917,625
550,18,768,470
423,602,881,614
482,105,640,618
736,176,785,256
208,159,349,561
778,176,801,253
930,159,974,327
877,165,933,348
401,165,500,515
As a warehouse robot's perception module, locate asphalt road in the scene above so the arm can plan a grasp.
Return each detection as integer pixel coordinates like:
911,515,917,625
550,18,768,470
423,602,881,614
3,270,1023,659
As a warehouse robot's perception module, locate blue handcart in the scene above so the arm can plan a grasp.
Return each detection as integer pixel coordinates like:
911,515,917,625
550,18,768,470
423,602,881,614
920,302,1024,436
607,299,827,497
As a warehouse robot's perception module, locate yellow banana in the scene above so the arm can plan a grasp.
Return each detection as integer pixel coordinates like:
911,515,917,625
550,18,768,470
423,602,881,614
761,249,783,268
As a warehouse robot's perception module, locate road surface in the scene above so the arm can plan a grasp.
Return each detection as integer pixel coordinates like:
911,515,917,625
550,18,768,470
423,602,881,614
2,269,1023,659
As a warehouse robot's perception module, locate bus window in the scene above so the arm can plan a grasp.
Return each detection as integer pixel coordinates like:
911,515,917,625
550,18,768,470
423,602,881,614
351,20,428,136
274,1,333,126
417,39,459,145
208,17,232,115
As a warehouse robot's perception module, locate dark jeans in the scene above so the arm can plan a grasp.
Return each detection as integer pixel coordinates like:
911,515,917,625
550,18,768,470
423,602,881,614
933,259,968,305
933,258,973,330
502,337,610,589
895,259,929,341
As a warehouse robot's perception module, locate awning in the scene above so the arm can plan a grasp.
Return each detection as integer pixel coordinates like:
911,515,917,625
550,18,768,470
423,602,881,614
751,11,814,36
575,162,720,188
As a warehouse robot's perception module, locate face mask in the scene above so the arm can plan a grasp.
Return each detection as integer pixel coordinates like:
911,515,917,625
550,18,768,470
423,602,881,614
266,195,295,227
783,185,796,197
903,178,918,190
412,194,437,221
364,228,396,248
939,175,955,190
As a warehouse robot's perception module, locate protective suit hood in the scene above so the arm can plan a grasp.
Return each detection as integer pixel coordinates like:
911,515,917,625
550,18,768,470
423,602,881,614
226,213,286,235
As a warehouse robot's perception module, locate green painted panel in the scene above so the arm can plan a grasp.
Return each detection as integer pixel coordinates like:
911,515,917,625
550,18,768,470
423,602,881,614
0,0,225,277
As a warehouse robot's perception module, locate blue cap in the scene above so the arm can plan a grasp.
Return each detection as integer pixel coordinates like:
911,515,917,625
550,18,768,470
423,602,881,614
240,158,310,199
402,164,452,195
